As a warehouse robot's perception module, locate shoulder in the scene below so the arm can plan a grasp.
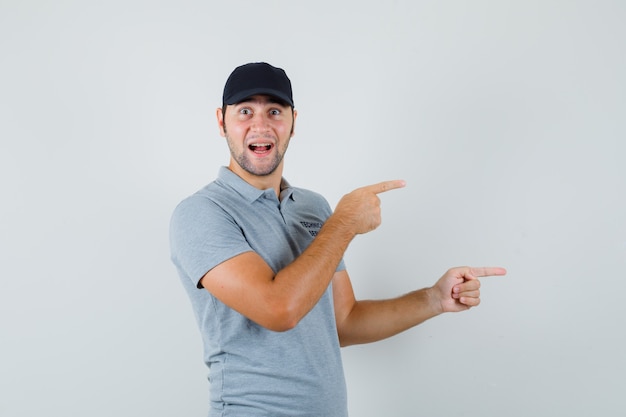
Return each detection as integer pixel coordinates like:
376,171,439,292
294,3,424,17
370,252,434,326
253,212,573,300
170,181,236,231
172,184,218,216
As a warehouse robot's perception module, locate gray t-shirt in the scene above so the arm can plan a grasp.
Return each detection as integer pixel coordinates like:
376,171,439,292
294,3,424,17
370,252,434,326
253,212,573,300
170,167,348,417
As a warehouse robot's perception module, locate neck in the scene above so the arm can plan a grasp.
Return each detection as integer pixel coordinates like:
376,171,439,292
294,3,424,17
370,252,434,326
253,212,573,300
228,160,284,197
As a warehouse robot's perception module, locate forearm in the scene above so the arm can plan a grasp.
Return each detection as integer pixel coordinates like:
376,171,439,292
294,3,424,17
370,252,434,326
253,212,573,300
271,215,356,326
269,181,406,327
337,288,443,347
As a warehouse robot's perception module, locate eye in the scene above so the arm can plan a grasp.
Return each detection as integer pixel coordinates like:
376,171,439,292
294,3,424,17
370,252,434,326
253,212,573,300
269,109,281,116
239,108,252,115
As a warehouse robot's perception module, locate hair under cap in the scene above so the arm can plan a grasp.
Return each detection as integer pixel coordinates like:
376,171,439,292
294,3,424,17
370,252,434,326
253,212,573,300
222,62,294,107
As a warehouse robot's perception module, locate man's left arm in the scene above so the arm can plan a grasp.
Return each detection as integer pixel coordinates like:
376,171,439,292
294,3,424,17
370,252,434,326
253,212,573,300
333,266,507,347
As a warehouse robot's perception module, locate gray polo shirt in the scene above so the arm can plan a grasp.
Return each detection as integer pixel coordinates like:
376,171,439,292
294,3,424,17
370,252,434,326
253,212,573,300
170,167,348,417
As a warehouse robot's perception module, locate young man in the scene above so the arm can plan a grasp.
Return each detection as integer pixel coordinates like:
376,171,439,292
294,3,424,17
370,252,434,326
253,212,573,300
169,62,506,417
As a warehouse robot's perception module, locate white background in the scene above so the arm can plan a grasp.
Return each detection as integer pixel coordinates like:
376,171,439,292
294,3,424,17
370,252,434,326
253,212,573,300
1,1,625,416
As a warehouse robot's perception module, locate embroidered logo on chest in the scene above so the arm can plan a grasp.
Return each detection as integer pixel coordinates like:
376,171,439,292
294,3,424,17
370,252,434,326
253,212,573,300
300,221,323,237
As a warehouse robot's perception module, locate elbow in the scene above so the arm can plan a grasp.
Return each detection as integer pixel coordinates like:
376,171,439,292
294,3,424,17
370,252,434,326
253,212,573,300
267,320,298,333
262,302,302,332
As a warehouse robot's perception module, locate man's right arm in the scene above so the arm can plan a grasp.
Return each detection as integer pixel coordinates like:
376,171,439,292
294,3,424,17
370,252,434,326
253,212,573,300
200,180,406,331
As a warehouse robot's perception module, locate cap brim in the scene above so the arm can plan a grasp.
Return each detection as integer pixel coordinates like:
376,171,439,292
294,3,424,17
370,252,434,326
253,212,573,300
224,87,294,107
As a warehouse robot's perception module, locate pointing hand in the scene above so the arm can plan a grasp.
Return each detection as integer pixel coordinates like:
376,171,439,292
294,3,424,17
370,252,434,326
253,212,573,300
333,180,406,235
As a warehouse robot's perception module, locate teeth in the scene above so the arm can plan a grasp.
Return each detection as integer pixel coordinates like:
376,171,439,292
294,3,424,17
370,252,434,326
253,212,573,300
251,143,271,147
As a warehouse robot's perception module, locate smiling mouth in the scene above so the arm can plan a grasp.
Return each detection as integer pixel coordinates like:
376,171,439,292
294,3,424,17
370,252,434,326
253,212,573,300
249,143,273,154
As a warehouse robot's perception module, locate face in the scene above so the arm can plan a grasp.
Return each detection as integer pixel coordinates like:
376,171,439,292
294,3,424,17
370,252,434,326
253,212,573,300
218,95,296,179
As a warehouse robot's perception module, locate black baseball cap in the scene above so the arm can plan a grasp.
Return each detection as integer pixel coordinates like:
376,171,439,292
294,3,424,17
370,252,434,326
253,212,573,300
222,62,294,107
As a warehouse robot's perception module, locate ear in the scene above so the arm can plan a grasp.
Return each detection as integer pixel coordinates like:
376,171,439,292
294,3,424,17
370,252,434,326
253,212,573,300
290,109,298,137
216,107,226,137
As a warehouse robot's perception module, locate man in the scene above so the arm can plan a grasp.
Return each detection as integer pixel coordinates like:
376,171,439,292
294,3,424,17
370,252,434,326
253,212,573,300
169,62,506,417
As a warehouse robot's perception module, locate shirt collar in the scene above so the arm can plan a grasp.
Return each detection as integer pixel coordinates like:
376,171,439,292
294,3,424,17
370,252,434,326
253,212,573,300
216,166,295,203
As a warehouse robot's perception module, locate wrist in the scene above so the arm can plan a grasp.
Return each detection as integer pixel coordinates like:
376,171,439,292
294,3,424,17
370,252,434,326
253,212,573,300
321,214,357,243
424,286,445,316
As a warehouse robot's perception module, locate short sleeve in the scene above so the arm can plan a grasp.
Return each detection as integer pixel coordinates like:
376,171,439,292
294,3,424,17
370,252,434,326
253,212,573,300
169,194,252,288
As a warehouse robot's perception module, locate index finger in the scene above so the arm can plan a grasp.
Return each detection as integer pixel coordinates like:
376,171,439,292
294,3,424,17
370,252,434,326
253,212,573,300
362,180,406,194
467,267,508,278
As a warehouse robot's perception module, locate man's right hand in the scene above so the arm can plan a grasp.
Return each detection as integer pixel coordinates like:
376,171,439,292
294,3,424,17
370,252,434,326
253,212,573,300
332,180,406,235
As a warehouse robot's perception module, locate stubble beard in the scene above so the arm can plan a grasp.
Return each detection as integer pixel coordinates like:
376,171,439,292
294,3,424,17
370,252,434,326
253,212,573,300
226,133,287,177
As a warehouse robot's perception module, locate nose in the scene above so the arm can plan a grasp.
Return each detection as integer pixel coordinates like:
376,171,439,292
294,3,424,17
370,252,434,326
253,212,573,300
250,113,271,133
